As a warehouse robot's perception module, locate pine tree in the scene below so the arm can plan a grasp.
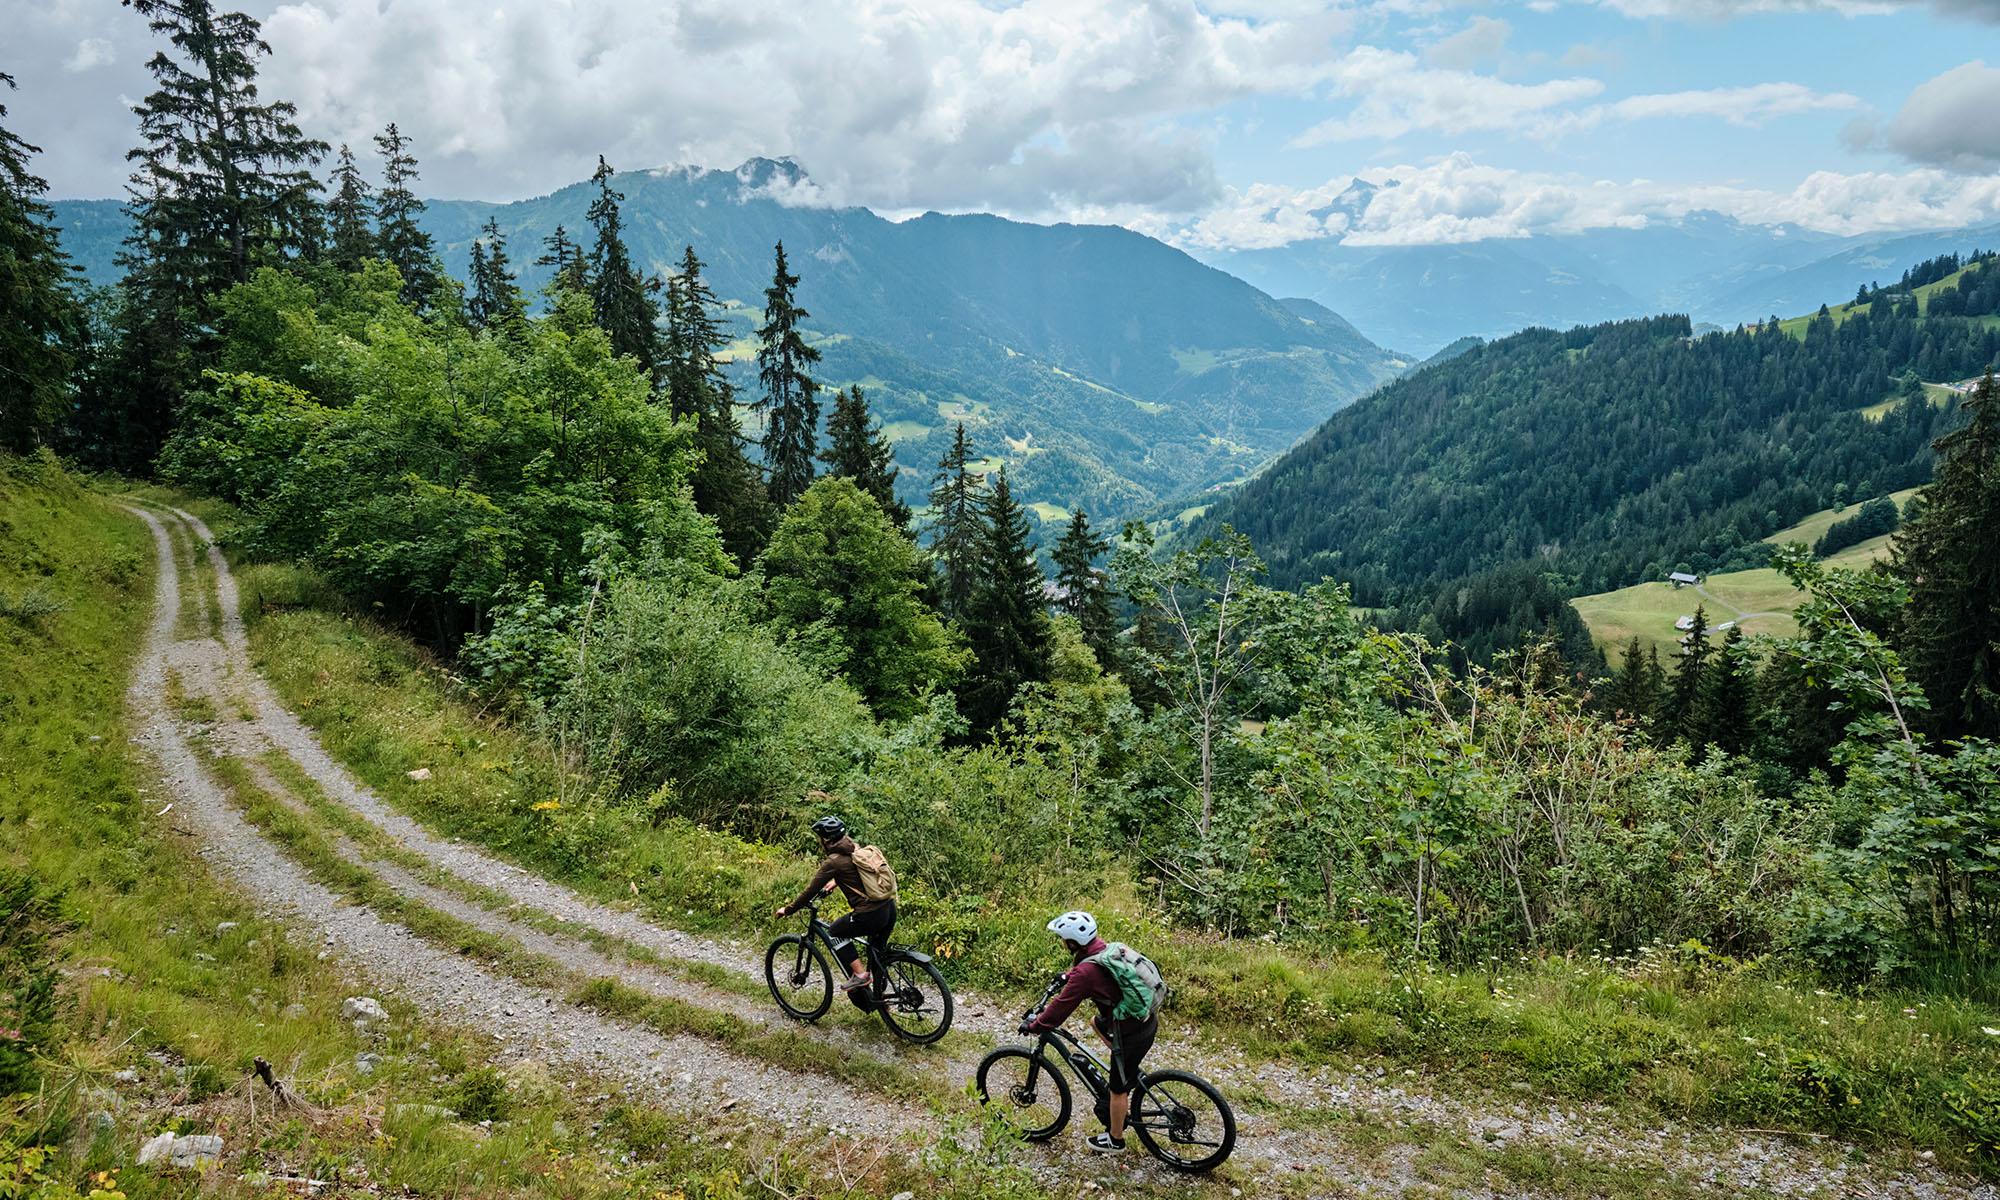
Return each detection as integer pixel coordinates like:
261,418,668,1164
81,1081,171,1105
819,385,909,531
325,142,375,271
1051,507,1116,665
1696,624,1755,754
372,122,437,307
466,217,526,337
926,423,984,623
584,156,659,378
662,245,770,561
1895,369,2000,739
0,74,82,453
755,241,821,508
109,0,325,469
1607,637,1654,724
1668,606,1711,743
961,468,1052,729
536,225,588,297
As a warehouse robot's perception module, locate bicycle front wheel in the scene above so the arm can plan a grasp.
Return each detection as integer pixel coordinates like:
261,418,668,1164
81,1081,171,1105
1132,1069,1236,1172
764,934,833,1021
875,954,953,1045
975,1047,1071,1142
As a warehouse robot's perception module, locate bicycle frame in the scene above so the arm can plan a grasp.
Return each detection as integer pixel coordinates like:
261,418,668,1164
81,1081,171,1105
785,893,903,995
1019,980,1143,1108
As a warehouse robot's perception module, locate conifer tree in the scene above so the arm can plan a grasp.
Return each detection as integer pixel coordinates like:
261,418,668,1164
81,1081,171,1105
1607,637,1655,724
0,74,81,453
755,241,821,508
1668,606,1711,742
466,217,526,338
584,156,659,378
819,385,909,531
536,225,588,297
1895,369,2000,739
1051,507,1116,665
325,142,375,271
1697,624,1755,754
662,245,771,561
961,468,1052,729
108,0,325,469
372,123,438,307
926,423,984,623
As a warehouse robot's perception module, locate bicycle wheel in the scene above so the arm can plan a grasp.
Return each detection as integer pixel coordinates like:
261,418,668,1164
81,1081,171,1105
1131,1069,1236,1172
764,935,833,1021
975,1047,1071,1142
874,953,953,1045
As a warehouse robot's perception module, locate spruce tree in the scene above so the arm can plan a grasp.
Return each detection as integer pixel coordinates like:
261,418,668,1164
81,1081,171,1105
1895,369,2000,739
466,217,526,337
755,241,821,508
325,142,375,271
961,468,1052,729
584,156,659,378
819,385,910,531
926,423,984,623
372,122,437,307
662,245,770,561
1051,507,1116,665
0,74,82,453
1697,624,1755,754
1607,637,1654,724
1668,606,1711,743
536,225,588,297
109,0,325,469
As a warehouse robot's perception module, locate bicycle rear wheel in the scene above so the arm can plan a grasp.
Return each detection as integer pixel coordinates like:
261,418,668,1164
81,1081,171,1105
975,1047,1071,1142
1131,1069,1235,1172
764,934,833,1021
875,953,953,1045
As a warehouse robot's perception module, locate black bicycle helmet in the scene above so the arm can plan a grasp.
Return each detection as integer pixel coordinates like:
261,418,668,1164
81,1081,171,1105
810,814,847,841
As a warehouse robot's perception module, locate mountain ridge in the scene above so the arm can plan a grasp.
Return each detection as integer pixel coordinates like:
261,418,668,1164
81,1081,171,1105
49,160,1407,522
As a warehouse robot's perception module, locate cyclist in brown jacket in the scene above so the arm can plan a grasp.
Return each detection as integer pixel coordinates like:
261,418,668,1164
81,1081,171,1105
774,814,895,993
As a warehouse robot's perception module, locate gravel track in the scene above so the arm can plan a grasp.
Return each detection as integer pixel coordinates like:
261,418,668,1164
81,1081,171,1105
126,503,1999,1199
125,505,923,1150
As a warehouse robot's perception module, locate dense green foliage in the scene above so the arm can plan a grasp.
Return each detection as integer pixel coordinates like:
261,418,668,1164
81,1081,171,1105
1205,307,1996,605
820,384,910,531
1815,495,1900,557
0,76,81,453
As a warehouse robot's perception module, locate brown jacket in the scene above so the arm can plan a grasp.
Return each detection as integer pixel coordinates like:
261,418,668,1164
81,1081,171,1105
782,835,890,915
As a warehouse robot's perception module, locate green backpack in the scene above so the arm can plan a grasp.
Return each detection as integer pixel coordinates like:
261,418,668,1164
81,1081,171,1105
1086,942,1167,1022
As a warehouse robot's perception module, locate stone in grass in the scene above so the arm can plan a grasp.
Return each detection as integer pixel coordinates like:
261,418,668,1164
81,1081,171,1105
137,1131,225,1168
406,768,432,781
342,996,389,1029
215,921,239,937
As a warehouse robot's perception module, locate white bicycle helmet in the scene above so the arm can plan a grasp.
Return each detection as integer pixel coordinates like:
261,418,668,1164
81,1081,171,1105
1047,910,1098,946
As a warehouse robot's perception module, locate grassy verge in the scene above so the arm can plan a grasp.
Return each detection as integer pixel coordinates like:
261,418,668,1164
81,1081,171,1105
0,454,1065,1200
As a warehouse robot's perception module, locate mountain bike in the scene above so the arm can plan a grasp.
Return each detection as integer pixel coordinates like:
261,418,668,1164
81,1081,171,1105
764,893,953,1045
975,975,1235,1171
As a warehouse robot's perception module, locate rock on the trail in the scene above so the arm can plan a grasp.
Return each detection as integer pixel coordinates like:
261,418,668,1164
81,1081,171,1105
137,1131,224,1168
342,996,389,1028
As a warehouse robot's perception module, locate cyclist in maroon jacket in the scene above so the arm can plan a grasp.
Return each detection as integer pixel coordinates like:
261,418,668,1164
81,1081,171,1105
1020,910,1158,1154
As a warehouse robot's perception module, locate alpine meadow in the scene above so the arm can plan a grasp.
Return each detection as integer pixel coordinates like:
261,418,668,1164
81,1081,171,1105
4,2,2000,1198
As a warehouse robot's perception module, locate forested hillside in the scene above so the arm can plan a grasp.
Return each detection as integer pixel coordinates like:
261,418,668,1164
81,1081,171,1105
51,159,1406,519
1200,257,2000,606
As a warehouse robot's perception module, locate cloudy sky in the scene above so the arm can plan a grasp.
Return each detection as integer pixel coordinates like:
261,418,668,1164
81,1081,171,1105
8,0,2000,250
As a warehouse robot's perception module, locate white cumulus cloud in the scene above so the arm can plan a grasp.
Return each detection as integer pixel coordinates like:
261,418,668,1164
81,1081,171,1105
1177,154,2000,249
1873,60,2000,170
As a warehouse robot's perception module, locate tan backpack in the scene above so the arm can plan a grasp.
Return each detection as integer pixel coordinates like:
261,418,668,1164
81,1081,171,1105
850,845,898,902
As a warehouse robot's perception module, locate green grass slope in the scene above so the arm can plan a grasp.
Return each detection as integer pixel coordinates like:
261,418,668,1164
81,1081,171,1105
1571,488,1920,656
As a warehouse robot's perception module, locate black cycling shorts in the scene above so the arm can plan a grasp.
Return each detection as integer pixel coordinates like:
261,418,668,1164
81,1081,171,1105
827,900,896,952
1095,1012,1158,1094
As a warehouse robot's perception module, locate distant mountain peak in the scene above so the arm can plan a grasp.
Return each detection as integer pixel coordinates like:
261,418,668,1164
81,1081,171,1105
732,156,808,187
